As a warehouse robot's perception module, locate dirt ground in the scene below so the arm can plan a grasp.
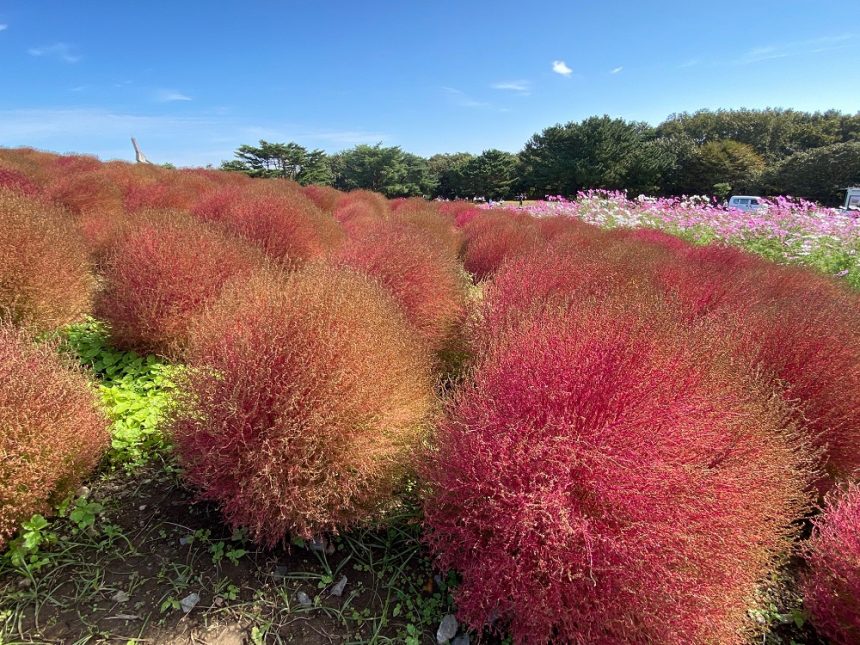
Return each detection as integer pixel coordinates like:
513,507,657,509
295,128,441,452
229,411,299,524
0,462,460,645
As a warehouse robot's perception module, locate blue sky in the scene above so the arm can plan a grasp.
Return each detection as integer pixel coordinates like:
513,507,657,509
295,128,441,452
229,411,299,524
1,1,858,166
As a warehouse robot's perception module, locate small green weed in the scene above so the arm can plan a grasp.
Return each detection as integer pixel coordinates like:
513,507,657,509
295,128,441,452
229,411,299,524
61,318,179,469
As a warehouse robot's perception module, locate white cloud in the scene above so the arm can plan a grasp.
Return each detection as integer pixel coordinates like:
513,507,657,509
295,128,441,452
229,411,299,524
491,80,531,94
0,107,390,166
0,24,8,32
610,66,624,74
155,89,192,102
27,42,81,63
552,60,572,76
736,33,856,64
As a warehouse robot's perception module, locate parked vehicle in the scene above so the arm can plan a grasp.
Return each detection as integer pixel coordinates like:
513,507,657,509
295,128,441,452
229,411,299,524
727,195,765,212
841,187,860,212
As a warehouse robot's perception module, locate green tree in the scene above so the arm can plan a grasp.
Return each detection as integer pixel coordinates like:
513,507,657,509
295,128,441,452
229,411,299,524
221,140,333,185
518,116,666,197
460,149,518,199
427,152,474,198
657,108,860,162
760,142,860,205
330,144,431,197
678,140,765,195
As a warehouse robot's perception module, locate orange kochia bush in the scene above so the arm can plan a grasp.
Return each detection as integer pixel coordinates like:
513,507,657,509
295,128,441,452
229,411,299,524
0,325,110,549
95,215,264,357
424,299,813,644
171,266,434,546
0,189,94,331
336,221,467,355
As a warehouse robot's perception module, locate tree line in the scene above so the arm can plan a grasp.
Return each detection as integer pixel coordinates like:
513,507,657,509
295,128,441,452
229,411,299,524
221,108,860,205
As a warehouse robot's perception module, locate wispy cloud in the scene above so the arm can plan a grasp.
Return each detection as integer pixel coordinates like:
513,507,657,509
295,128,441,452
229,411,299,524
155,89,192,102
610,66,624,74
0,24,8,32
441,86,490,108
679,58,700,68
491,80,531,95
552,60,572,76
0,107,390,166
27,42,81,63
736,33,856,64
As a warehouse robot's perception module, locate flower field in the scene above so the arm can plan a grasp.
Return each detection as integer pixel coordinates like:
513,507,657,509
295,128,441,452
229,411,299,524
519,191,860,287
1,147,859,644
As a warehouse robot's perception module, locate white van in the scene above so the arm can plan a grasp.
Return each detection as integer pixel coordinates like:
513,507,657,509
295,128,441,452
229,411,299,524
727,195,765,212
842,187,860,212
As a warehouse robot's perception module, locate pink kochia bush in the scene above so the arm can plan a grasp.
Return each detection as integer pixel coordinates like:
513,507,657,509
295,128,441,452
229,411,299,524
0,324,109,549
802,484,860,644
424,301,813,644
95,216,263,357
336,221,467,356
171,266,434,546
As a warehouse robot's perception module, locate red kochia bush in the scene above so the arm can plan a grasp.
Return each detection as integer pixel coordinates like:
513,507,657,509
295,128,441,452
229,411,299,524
0,163,40,197
171,266,434,546
95,216,264,357
655,253,860,486
461,210,541,280
193,185,343,265
470,243,639,352
44,169,124,215
0,189,94,331
802,484,860,644
424,301,812,644
302,184,342,213
0,325,109,549
336,222,466,355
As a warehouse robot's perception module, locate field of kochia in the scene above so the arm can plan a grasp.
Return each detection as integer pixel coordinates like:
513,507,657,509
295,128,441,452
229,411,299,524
0,146,859,644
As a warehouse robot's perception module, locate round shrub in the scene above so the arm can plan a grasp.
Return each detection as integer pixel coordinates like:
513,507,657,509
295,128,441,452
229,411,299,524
802,484,860,644
44,169,124,215
192,184,343,266
470,242,639,352
654,254,860,486
336,189,390,219
302,184,342,213
336,221,467,355
95,215,264,357
0,189,94,331
462,210,541,280
0,324,110,549
391,199,464,259
0,162,39,197
424,301,813,644
171,266,434,546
